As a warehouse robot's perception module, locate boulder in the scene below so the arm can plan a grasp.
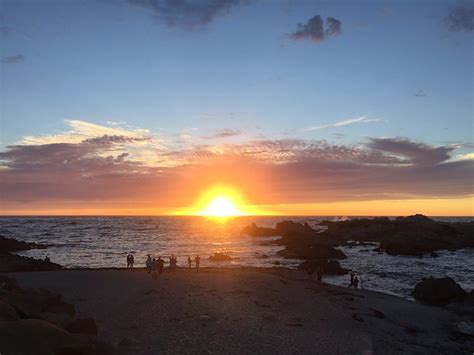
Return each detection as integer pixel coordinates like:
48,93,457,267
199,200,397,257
298,260,348,275
0,299,20,321
209,252,232,261
413,277,467,305
65,317,98,335
242,223,278,237
278,244,346,260
0,252,62,272
0,236,48,252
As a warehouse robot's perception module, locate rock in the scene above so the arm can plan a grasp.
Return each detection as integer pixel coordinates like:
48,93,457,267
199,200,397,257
0,252,62,272
278,244,346,260
242,223,278,237
209,252,232,261
0,236,49,252
413,277,467,305
0,299,20,321
45,301,75,317
275,221,315,237
65,317,98,335
297,260,348,275
0,319,79,354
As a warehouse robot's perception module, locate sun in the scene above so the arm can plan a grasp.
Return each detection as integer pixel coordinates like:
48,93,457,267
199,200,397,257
192,185,249,218
197,195,243,217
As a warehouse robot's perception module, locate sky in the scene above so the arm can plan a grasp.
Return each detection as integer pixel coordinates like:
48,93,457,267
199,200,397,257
0,0,473,216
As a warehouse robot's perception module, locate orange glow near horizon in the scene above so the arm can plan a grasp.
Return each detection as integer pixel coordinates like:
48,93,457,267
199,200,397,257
182,185,265,218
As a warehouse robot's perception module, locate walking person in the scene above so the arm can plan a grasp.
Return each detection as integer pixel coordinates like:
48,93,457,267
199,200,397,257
151,258,158,280
195,255,201,270
130,254,134,268
188,256,192,268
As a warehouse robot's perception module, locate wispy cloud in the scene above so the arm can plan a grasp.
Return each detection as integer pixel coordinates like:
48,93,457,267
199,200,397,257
1,54,25,64
445,4,474,32
302,116,381,132
290,15,342,43
105,0,254,30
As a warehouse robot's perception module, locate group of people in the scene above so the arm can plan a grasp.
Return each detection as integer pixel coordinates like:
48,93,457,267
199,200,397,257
348,272,360,288
146,255,165,280
126,253,134,268
187,255,200,269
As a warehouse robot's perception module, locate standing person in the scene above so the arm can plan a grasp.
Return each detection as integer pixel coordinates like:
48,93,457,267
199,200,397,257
146,255,152,273
353,276,360,289
316,266,323,282
126,254,131,268
158,257,164,275
151,258,158,280
348,272,355,287
188,256,192,268
130,254,134,268
195,255,201,270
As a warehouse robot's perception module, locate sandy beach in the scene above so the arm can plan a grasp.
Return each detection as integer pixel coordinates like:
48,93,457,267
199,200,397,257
6,267,472,354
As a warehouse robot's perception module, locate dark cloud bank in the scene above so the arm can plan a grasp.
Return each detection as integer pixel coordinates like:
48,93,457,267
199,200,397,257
290,15,342,42
108,0,253,29
445,4,474,32
0,135,472,207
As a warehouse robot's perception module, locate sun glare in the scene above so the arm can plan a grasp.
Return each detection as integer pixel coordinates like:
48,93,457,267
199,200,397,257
192,186,249,218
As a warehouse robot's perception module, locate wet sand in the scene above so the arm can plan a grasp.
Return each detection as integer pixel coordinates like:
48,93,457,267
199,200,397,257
7,267,471,354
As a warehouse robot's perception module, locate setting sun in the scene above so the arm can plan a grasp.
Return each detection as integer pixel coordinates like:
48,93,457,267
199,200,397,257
197,195,244,217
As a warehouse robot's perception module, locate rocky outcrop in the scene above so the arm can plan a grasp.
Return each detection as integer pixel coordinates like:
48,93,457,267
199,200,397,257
0,236,49,252
413,277,467,305
0,236,62,272
320,215,474,256
278,244,346,260
0,275,115,354
242,223,279,237
297,260,348,275
0,252,62,272
209,253,233,261
242,221,316,238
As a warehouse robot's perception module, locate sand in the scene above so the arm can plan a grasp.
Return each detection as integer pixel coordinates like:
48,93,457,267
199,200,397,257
7,267,472,354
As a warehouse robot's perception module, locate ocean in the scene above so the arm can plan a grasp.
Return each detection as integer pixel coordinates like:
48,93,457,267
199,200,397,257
1,216,473,299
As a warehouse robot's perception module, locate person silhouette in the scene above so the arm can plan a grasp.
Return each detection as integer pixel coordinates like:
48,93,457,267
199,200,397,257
130,254,134,268
195,255,201,270
151,258,158,280
188,256,192,268
349,272,355,287
353,276,360,289
158,257,164,275
146,255,152,273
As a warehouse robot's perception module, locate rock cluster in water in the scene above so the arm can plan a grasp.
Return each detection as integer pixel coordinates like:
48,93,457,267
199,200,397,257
0,275,114,354
412,277,474,306
243,214,474,257
0,236,62,272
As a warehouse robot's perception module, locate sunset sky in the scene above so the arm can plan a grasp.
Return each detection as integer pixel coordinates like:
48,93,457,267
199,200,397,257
1,0,473,216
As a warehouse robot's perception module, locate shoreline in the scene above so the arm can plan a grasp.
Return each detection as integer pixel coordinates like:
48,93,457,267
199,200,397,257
4,267,473,354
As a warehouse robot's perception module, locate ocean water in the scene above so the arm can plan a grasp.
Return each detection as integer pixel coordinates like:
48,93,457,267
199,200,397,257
1,216,473,299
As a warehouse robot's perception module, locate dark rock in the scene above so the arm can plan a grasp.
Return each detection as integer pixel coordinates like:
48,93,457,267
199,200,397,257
298,260,348,275
413,277,467,305
0,252,62,272
278,244,346,260
209,252,232,261
45,301,75,317
0,299,20,321
65,318,98,335
0,235,49,252
242,223,278,237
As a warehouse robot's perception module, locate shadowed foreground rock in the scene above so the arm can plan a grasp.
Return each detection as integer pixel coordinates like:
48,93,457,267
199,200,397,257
297,259,348,275
0,236,62,272
0,275,114,355
413,277,467,305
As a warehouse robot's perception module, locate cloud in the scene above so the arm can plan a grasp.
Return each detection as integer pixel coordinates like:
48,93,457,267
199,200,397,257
303,116,381,132
290,15,342,42
116,0,253,29
414,89,427,97
445,4,474,32
366,137,454,166
0,120,472,209
206,128,241,139
1,54,25,64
